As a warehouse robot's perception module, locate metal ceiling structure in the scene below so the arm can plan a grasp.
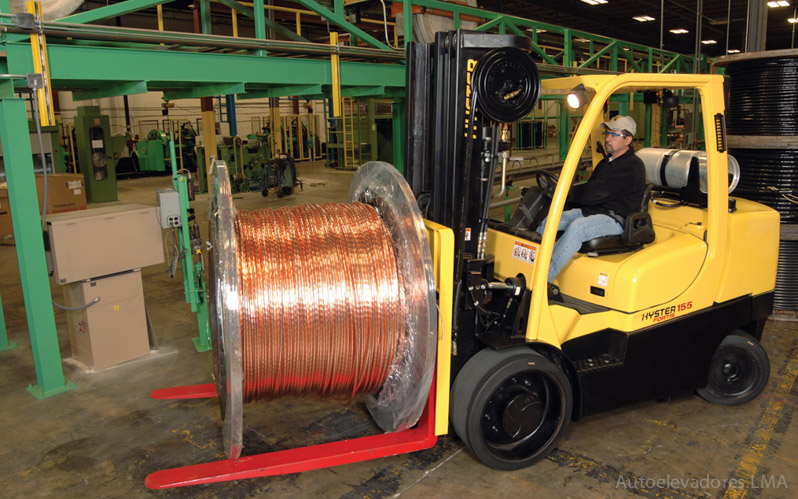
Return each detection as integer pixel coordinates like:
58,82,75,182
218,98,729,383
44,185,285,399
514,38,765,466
480,0,797,57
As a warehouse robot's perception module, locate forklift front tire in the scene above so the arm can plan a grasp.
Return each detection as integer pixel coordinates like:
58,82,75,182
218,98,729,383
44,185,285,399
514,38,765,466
450,347,572,470
697,332,770,406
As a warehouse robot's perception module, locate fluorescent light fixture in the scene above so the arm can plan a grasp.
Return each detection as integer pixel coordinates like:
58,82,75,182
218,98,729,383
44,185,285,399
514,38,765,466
767,1,790,7
574,37,591,43
701,39,718,45
633,15,655,22
581,0,608,5
727,49,741,54
670,28,689,34
790,18,798,23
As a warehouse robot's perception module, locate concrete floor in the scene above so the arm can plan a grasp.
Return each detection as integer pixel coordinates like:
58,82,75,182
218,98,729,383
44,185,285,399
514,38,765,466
1,160,797,498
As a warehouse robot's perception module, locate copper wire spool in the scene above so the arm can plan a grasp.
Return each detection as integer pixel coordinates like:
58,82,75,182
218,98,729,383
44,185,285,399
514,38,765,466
208,160,437,460
234,202,404,402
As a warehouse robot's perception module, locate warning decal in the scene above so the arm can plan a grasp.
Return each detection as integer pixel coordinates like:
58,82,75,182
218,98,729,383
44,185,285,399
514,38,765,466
512,241,537,264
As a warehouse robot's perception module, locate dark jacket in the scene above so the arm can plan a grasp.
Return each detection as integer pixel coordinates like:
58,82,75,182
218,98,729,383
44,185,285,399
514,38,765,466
569,147,646,220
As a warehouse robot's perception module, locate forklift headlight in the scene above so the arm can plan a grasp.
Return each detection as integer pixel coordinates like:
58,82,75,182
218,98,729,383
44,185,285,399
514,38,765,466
567,84,588,109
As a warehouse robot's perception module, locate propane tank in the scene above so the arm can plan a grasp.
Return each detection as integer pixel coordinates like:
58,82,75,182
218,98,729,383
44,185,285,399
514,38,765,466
636,148,740,194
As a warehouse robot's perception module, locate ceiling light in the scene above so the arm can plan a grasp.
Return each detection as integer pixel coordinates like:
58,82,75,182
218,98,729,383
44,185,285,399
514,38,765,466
567,84,589,109
767,1,790,7
574,37,591,43
790,18,798,23
727,49,741,54
633,15,655,22
670,28,689,34
581,0,608,5
701,40,717,45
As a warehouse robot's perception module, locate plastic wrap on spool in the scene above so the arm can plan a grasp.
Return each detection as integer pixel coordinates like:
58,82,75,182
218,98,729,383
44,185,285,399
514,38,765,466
208,161,243,459
637,148,740,194
348,161,437,432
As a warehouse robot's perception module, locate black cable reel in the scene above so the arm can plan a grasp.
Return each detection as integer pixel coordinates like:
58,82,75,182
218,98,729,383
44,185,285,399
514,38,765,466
472,47,541,123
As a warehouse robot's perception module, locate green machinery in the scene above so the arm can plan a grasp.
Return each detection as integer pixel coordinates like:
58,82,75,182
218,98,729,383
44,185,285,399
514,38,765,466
134,125,198,175
167,138,211,352
73,106,117,203
195,132,298,196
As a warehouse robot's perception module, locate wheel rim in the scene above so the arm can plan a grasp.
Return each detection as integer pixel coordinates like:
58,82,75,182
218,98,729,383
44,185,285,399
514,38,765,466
707,346,758,398
480,372,564,459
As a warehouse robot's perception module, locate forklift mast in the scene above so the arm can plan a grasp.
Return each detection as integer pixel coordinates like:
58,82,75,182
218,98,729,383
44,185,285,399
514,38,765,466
405,31,541,378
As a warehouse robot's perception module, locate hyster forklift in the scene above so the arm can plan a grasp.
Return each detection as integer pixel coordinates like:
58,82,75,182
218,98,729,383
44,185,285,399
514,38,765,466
146,31,780,488
406,31,779,469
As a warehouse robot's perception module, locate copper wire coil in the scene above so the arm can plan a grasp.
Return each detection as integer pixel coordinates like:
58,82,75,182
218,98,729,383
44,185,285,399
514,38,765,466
233,202,405,403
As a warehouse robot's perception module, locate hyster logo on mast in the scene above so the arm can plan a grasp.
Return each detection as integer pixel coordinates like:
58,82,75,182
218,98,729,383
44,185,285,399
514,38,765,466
464,58,477,138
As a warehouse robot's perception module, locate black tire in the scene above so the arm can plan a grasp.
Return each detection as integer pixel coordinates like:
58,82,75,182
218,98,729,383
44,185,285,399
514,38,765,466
450,347,572,470
261,188,269,197
697,332,770,406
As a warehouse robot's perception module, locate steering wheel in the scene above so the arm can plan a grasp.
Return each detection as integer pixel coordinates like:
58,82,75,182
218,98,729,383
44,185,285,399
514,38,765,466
536,170,559,196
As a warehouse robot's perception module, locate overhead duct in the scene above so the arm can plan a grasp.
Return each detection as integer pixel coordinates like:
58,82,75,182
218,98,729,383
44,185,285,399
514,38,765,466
9,0,84,21
396,0,479,44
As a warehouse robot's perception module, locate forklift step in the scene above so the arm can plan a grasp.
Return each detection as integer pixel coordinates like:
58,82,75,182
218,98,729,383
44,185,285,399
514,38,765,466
574,354,623,373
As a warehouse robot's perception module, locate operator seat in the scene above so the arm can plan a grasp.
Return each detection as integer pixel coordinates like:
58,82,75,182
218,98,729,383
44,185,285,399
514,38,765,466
579,184,655,255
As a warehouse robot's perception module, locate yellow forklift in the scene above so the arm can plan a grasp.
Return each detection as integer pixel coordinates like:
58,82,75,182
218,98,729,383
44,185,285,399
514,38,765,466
405,31,779,470
147,31,779,487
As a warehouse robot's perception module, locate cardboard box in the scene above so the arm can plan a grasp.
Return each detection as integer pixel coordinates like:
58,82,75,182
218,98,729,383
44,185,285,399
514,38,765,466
63,270,150,370
47,204,164,284
0,173,87,238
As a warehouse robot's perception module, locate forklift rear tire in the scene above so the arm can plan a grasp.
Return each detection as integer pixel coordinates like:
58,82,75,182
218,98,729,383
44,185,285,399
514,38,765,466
261,188,269,197
697,332,770,406
450,347,572,470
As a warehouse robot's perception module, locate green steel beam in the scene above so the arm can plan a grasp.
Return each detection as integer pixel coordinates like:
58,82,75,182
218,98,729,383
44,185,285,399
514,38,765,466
294,0,390,51
403,0,412,47
216,0,253,17
0,97,75,399
505,22,524,38
72,80,148,101
5,42,405,90
618,48,643,73
531,44,558,66
0,291,18,352
392,98,405,172
644,103,652,147
163,82,245,99
579,41,617,70
661,55,682,73
59,0,167,23
238,83,324,99
200,0,212,34
341,86,385,97
475,16,504,33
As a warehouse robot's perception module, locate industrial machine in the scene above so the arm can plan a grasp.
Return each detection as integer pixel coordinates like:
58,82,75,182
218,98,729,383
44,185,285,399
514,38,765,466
131,124,198,176
73,106,117,203
147,31,778,487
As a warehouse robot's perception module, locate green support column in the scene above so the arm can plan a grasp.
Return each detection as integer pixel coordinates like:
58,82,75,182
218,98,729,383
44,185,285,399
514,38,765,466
0,95,75,398
367,99,378,162
392,98,405,173
0,291,18,352
403,0,412,47
644,103,652,147
661,105,669,145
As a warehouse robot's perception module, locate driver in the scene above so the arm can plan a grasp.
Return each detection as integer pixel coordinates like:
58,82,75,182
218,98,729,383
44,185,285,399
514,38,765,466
536,115,646,282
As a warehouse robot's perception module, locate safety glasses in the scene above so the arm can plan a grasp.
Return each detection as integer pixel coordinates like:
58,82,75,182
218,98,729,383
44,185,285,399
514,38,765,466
603,130,626,138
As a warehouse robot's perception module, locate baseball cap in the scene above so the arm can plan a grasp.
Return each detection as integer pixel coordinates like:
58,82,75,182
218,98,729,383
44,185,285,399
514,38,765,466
600,115,637,137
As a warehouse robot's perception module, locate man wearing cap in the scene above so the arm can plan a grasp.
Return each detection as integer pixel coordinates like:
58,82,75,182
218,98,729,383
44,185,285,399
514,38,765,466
536,115,646,282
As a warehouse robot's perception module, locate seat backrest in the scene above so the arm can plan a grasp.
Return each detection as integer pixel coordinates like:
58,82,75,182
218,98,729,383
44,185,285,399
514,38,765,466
638,183,653,213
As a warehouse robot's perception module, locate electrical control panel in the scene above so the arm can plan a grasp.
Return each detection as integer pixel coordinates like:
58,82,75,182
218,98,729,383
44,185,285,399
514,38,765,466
156,188,181,228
